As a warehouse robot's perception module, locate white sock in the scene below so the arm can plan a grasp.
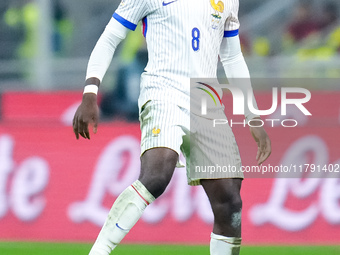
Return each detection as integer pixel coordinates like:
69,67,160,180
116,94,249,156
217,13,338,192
89,180,155,255
210,233,242,255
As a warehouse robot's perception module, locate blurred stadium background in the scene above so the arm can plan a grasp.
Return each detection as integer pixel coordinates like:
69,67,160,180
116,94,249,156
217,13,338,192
0,0,339,254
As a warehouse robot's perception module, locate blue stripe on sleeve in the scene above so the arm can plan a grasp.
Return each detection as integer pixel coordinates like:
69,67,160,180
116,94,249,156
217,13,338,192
142,17,148,37
224,29,239,37
113,12,137,31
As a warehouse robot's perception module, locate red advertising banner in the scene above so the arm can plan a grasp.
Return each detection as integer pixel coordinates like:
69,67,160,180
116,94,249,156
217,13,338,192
1,91,82,123
0,91,339,245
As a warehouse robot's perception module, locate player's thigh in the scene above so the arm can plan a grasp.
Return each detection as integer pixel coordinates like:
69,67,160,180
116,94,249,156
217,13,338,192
138,101,187,196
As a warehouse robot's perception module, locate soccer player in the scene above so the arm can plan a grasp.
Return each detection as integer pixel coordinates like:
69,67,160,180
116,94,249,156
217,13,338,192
73,0,271,254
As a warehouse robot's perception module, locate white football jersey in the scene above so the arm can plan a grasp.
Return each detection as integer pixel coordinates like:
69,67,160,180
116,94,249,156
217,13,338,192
114,0,240,110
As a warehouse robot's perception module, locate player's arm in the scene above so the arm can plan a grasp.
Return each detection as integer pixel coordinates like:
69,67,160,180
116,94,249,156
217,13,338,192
219,34,271,165
73,18,129,140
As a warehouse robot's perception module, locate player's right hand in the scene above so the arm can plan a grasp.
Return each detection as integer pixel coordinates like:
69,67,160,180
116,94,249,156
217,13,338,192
73,93,99,140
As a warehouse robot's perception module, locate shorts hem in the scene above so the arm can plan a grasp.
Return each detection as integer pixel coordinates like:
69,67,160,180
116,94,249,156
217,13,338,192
140,145,181,157
188,176,244,186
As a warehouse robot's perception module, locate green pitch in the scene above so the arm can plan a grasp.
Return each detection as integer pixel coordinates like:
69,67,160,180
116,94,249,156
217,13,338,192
0,242,340,255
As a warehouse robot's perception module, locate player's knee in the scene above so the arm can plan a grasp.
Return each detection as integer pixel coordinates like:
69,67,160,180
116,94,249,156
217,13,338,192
212,185,242,216
217,193,242,212
230,194,242,212
228,189,242,211
139,164,174,198
139,175,170,198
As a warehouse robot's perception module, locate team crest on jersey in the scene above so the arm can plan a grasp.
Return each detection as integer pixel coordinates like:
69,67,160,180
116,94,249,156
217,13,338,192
152,127,161,137
210,0,224,29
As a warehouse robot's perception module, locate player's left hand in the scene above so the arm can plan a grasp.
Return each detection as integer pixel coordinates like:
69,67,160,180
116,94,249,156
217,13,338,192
249,118,271,165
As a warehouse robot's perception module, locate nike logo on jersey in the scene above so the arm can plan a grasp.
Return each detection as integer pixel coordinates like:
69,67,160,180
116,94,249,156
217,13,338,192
162,0,178,6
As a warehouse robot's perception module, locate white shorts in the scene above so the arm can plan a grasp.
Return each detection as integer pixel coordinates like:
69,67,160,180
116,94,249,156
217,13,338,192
139,100,243,186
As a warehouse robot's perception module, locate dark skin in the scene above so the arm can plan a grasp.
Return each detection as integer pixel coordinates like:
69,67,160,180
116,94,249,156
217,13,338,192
73,77,271,237
73,78,100,140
